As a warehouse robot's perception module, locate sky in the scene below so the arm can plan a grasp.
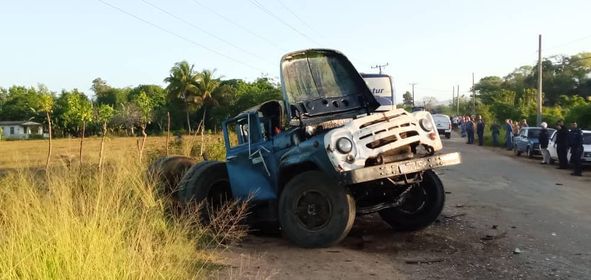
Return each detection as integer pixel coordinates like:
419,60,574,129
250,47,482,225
1,0,590,102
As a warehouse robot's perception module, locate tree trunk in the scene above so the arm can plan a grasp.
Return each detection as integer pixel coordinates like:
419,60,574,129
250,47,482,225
45,112,52,171
186,101,192,134
99,122,107,171
166,112,171,156
139,124,147,162
79,121,86,164
200,108,207,157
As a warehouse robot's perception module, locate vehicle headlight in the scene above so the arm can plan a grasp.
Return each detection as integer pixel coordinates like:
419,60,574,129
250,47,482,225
336,137,353,154
419,118,434,132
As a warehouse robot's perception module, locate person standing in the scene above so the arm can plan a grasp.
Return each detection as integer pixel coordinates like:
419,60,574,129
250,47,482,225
505,119,513,150
521,119,529,128
538,122,550,164
491,122,500,146
460,116,467,138
466,116,475,144
476,115,485,146
555,120,570,169
569,122,584,176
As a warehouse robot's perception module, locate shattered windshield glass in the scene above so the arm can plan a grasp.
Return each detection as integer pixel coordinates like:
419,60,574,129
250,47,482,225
282,51,366,103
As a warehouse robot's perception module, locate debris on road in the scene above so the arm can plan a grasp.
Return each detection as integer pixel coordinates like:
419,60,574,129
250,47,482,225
513,248,522,254
455,204,465,208
404,258,445,264
555,183,563,186
481,232,507,241
443,213,466,219
491,225,498,229
551,232,557,236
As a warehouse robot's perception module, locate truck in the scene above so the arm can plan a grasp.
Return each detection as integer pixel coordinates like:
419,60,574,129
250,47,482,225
150,49,461,248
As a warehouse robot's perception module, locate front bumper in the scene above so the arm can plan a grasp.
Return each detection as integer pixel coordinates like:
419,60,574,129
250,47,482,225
337,152,461,185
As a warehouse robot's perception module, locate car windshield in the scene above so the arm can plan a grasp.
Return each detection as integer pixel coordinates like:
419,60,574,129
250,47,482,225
282,51,367,103
584,133,591,145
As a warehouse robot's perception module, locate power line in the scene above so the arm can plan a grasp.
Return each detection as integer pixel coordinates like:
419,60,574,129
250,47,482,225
544,34,591,52
277,0,316,33
141,0,270,63
96,0,266,73
248,0,322,46
189,0,285,52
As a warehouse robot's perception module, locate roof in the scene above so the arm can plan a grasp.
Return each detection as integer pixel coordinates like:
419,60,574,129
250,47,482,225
0,121,42,126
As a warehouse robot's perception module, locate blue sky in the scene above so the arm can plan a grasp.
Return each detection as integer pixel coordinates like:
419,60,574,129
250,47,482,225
1,0,590,102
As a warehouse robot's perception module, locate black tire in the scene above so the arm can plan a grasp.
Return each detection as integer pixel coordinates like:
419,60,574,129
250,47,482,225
379,170,445,231
279,170,355,248
176,161,233,223
527,146,533,158
445,132,451,139
514,145,522,156
549,158,555,164
147,156,196,196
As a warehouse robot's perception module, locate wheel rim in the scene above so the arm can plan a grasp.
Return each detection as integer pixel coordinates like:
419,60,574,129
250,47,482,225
295,190,332,231
399,185,428,214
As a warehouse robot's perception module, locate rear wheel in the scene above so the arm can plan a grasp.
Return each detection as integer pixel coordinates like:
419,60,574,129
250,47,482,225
279,170,355,248
379,170,445,231
176,161,233,224
147,156,195,196
445,132,451,139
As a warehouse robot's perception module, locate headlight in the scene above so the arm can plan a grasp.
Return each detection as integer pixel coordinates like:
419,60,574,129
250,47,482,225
336,137,353,153
419,118,434,132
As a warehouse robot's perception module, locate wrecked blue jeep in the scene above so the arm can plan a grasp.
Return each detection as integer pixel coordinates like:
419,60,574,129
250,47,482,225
152,49,461,248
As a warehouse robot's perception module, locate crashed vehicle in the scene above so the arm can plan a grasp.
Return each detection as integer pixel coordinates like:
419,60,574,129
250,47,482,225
151,49,461,248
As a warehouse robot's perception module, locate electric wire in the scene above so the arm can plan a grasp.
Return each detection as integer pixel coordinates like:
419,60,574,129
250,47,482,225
189,0,286,52
277,0,316,34
96,0,267,73
248,0,322,46
141,0,271,64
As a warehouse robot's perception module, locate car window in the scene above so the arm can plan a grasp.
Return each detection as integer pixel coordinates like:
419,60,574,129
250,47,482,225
527,129,540,138
584,133,591,145
519,129,526,137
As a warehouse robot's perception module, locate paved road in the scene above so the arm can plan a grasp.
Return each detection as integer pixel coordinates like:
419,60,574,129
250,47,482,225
220,135,591,280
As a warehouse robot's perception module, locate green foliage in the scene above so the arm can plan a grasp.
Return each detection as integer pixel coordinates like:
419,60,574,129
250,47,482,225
95,104,115,125
402,91,413,106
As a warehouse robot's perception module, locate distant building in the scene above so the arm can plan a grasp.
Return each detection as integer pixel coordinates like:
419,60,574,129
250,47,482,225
0,121,44,140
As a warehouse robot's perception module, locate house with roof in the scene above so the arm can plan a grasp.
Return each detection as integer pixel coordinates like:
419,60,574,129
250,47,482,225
0,121,45,140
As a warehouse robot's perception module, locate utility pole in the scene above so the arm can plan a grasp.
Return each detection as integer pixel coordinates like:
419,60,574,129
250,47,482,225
456,85,460,115
472,72,476,114
452,86,456,112
537,34,543,125
409,83,417,106
371,63,389,74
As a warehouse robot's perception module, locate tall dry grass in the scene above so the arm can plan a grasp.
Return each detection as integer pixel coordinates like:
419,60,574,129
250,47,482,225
0,148,243,279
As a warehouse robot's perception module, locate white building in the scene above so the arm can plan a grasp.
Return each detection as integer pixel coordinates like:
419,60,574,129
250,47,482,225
0,121,44,140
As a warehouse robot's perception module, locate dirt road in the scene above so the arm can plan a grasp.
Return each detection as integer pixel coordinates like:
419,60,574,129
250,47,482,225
219,135,591,280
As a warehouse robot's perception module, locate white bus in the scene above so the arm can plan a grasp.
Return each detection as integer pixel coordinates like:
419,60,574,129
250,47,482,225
361,73,395,112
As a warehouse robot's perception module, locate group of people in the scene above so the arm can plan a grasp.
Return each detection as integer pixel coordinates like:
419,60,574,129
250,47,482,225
539,120,585,176
457,115,486,146
457,115,585,176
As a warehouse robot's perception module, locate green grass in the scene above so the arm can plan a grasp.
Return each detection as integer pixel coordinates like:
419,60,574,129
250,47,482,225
0,138,240,279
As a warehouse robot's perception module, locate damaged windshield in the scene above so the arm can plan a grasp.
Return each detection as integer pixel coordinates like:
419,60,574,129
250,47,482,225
282,51,363,103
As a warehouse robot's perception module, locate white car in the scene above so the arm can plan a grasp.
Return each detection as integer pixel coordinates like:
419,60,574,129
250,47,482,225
548,129,591,164
432,114,452,139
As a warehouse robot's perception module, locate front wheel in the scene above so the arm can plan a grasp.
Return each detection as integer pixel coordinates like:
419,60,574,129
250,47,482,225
527,146,533,158
379,170,445,231
279,170,355,248
445,132,451,139
514,145,522,156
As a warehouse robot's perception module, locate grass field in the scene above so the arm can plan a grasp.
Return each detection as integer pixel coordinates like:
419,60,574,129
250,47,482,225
0,135,240,279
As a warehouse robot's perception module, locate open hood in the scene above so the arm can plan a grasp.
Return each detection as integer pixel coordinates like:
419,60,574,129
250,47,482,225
280,49,380,126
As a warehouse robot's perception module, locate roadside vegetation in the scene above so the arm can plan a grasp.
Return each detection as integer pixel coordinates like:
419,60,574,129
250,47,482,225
0,136,243,279
400,52,591,128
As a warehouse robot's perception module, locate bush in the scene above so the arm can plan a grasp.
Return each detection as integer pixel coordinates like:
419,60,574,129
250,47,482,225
0,157,243,279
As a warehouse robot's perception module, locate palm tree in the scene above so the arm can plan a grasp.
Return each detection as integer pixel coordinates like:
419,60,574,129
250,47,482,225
164,61,200,133
196,69,221,131
196,69,222,156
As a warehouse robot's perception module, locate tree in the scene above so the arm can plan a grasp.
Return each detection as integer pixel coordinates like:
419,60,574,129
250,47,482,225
402,91,413,106
164,61,200,133
95,104,115,170
133,91,154,162
38,91,54,170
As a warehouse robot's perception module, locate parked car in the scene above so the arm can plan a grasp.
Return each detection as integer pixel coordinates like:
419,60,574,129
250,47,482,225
513,127,555,158
548,129,591,164
432,114,452,139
